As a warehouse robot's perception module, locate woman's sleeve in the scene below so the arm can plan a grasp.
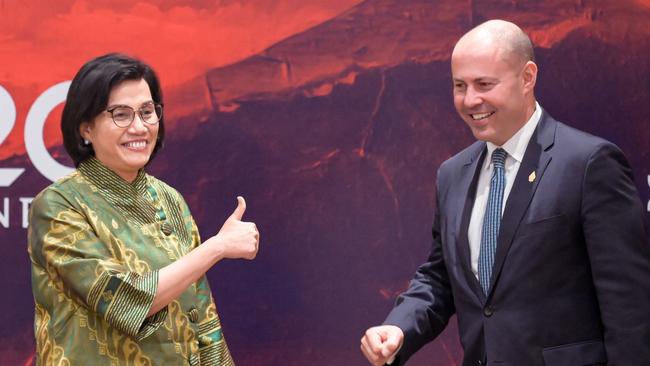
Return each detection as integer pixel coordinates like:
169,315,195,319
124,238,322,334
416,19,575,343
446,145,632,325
28,188,167,341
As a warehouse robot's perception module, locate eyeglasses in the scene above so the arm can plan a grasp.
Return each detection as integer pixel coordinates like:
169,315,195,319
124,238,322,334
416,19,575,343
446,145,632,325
105,102,163,128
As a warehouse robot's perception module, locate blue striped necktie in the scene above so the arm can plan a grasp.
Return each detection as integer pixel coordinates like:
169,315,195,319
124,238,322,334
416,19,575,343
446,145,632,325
478,148,507,295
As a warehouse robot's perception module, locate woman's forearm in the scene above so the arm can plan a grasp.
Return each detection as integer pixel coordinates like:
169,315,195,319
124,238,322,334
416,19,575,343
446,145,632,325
147,238,225,316
146,197,259,317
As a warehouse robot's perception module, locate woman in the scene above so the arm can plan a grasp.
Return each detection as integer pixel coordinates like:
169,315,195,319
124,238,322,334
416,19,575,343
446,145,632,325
28,53,259,365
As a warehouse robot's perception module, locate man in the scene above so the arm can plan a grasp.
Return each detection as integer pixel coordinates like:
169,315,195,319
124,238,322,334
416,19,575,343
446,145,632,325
361,19,650,366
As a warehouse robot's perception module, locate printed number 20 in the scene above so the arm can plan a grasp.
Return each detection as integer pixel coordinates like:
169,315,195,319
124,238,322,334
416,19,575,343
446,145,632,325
0,82,74,187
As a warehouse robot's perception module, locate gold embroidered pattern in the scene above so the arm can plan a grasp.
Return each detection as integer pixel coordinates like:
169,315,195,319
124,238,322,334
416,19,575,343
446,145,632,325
34,304,71,366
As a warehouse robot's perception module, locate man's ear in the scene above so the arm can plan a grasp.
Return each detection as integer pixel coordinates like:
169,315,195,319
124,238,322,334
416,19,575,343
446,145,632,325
522,61,537,94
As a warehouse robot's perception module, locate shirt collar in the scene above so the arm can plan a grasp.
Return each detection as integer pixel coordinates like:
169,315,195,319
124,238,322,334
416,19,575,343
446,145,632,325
485,101,542,166
78,156,149,197
77,156,157,226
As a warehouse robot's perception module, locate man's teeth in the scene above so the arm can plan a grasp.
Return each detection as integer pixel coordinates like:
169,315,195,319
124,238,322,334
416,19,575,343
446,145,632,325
124,141,146,149
471,112,493,120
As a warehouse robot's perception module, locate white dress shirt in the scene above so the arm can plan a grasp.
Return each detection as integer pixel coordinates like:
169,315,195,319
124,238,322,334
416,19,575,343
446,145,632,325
468,102,542,278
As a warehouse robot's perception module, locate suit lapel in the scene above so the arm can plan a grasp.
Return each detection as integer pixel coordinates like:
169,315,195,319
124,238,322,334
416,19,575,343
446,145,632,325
456,143,488,303
488,112,557,295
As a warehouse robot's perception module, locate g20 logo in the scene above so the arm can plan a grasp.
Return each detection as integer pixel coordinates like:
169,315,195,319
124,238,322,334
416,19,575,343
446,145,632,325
0,82,74,187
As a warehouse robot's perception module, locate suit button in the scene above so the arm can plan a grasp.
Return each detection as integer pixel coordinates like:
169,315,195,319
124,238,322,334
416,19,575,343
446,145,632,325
483,306,493,317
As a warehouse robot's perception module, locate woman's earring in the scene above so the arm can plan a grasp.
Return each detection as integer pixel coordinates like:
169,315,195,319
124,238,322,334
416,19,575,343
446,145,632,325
83,139,91,146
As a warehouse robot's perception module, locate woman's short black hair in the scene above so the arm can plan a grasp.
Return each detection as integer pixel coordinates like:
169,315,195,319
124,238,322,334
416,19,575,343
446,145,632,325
61,53,165,167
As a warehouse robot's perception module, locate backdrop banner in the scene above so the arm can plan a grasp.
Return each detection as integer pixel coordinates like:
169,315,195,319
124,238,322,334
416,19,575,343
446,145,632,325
1,1,648,365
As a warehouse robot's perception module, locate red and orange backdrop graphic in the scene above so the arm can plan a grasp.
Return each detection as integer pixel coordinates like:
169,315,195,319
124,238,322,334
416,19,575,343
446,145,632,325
1,1,649,365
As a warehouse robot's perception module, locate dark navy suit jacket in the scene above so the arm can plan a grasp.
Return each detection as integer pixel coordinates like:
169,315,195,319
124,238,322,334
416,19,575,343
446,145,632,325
384,111,650,366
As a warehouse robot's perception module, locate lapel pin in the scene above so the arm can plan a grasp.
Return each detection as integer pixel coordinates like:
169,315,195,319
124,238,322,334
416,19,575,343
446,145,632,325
528,171,536,183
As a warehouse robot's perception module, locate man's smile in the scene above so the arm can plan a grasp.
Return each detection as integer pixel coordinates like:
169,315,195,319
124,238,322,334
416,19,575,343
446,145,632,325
470,111,495,120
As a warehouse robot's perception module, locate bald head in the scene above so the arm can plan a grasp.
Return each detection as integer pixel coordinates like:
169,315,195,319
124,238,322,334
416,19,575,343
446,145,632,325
454,19,535,68
450,19,538,146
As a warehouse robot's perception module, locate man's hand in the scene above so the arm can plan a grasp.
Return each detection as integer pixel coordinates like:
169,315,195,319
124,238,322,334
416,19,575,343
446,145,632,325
360,325,404,366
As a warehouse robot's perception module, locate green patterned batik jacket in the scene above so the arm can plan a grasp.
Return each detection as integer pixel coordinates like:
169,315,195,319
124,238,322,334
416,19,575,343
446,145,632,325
28,157,234,366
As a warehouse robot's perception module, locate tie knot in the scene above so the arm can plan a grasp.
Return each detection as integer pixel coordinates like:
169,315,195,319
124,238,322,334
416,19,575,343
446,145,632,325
491,148,507,169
